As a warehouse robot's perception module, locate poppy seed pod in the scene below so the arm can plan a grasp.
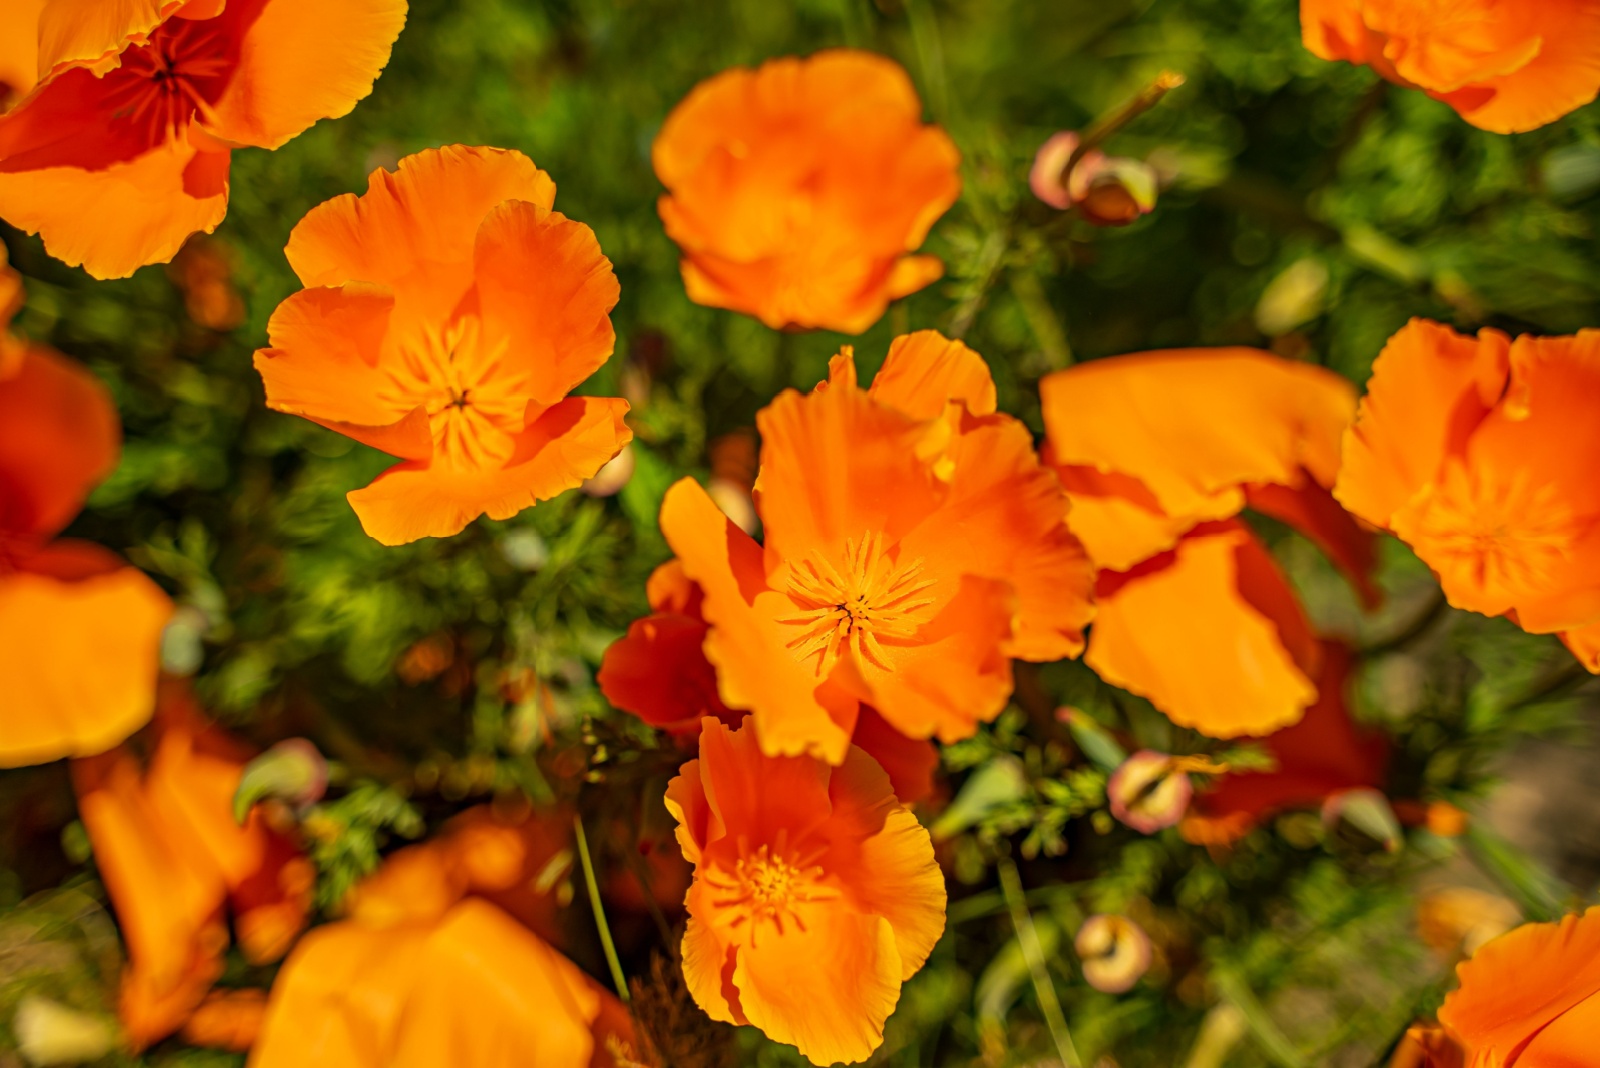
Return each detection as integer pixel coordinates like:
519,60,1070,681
1076,914,1153,994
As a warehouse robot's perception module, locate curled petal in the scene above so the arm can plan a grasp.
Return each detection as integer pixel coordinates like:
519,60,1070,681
0,346,120,541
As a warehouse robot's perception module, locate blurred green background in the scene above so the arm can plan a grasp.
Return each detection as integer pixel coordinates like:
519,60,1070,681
5,0,1600,1064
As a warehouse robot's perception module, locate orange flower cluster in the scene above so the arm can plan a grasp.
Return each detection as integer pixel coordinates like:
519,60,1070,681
70,684,313,1047
0,0,408,278
1302,0,1600,134
1040,348,1376,737
667,717,945,1065
1398,907,1600,1066
0,251,172,767
653,50,961,334
1337,320,1600,672
609,331,1093,766
254,145,633,545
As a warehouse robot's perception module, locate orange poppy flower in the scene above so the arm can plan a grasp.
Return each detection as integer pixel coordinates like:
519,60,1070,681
254,145,633,545
1,293,172,766
1425,906,1600,1064
1336,320,1600,667
1181,643,1387,845
598,559,941,802
1040,347,1375,737
1302,0,1600,134
0,0,408,279
667,716,946,1066
655,331,1094,764
253,818,634,1068
70,683,313,1047
653,50,961,334
0,0,44,111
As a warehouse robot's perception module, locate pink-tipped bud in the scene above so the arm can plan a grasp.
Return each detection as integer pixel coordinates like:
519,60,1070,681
1076,157,1159,227
1107,750,1193,834
1076,914,1152,994
1030,131,1100,210
233,739,328,824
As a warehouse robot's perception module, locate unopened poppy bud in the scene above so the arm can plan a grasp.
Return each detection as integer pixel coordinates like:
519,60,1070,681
930,755,1029,841
1107,750,1192,834
581,444,636,497
1030,131,1099,210
233,739,328,824
1057,706,1127,771
13,996,118,1065
1254,257,1330,337
1075,914,1152,993
1076,157,1159,227
1322,787,1402,852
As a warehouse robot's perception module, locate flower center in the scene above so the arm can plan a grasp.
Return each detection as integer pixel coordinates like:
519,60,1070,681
376,317,528,469
780,532,937,674
702,837,836,941
104,18,232,143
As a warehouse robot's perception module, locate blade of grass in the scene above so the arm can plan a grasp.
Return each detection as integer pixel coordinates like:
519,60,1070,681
998,857,1082,1067
575,814,630,1002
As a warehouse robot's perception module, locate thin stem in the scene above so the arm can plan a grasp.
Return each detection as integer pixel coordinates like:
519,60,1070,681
1212,968,1308,1068
948,226,1008,340
904,0,950,125
1061,70,1186,187
1360,588,1449,657
997,857,1081,1067
574,814,631,1002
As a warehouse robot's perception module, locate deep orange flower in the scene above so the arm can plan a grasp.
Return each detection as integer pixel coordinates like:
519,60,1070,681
1040,347,1375,737
254,145,633,545
1336,320,1600,669
1181,643,1388,844
599,559,942,803
1302,0,1600,134
253,826,634,1068
655,331,1094,764
0,0,407,279
0,266,172,766
1422,906,1600,1064
70,684,313,1047
653,50,961,334
667,717,946,1065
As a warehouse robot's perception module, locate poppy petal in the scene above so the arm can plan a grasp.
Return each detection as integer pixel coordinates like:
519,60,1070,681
0,0,44,103
0,546,171,767
200,0,407,151
680,911,742,1025
661,478,858,763
0,133,229,279
0,346,120,541
598,612,735,733
472,198,620,405
1433,1,1600,134
868,330,996,420
285,145,555,317
849,708,938,805
1440,906,1600,1059
34,0,180,79
347,396,631,545
1561,621,1600,672
1087,523,1318,738
734,908,902,1066
1336,319,1511,531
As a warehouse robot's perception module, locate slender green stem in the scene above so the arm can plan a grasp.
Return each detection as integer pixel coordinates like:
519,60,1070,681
997,858,1081,1067
1212,968,1307,1068
904,0,950,124
1062,70,1185,187
574,815,631,1002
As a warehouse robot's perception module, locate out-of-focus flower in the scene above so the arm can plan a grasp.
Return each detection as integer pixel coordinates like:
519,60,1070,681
396,632,456,685
599,560,940,803
1427,906,1600,1064
0,0,408,279
1182,643,1387,845
13,995,119,1065
1336,321,1600,673
1075,914,1152,994
69,684,313,1047
180,988,267,1051
656,331,1095,764
1041,348,1375,737
254,145,633,545
253,896,633,1068
1301,0,1600,134
653,50,961,334
1029,131,1159,225
1417,888,1521,957
166,237,246,332
253,802,628,1066
1107,750,1218,834
667,717,946,1065
1426,800,1469,838
1255,257,1330,338
581,444,636,497
708,428,760,533
1,263,173,765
